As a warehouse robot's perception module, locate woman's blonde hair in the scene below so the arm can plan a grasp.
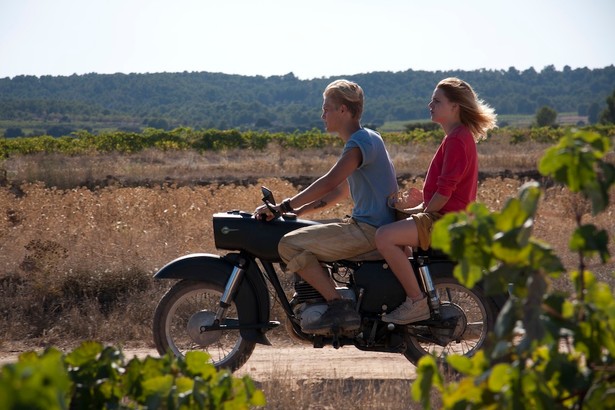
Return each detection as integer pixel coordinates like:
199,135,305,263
437,77,497,141
323,79,364,120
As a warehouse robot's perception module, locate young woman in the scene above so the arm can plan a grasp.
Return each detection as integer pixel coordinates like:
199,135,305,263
375,77,497,324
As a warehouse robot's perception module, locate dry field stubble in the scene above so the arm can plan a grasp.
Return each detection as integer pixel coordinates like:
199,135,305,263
0,142,613,408
1,142,613,337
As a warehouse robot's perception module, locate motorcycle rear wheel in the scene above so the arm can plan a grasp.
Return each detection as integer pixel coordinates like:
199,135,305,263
153,279,255,372
403,277,497,366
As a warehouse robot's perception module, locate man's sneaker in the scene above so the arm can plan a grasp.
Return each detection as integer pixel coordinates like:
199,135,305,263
302,299,361,333
382,296,430,324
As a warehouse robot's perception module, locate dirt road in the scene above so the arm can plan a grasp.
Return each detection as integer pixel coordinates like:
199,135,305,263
1,344,417,381
227,345,415,380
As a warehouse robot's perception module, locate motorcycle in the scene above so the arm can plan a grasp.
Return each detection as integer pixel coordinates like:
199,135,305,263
152,186,507,372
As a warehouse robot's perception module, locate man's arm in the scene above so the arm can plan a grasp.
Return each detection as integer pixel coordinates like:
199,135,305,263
294,180,350,216
288,147,361,214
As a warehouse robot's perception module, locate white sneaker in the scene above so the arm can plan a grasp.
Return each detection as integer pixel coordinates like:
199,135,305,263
382,296,430,324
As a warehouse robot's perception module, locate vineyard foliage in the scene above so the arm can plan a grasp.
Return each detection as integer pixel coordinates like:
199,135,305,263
414,130,615,409
0,341,265,410
1,125,614,158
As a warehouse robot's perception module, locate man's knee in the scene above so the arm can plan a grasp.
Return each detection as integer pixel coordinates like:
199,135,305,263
278,235,298,264
278,236,321,273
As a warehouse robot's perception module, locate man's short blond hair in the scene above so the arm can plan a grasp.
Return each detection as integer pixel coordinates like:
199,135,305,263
323,79,364,120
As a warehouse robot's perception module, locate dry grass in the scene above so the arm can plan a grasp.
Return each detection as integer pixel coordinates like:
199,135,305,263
256,377,427,410
0,141,613,408
0,141,613,342
0,135,550,189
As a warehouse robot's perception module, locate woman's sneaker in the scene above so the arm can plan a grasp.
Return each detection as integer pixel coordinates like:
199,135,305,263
382,296,430,324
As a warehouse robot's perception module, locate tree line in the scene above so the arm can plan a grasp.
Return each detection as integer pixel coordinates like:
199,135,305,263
1,65,614,135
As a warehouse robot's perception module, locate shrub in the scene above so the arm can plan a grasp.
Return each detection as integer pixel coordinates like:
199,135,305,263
1,125,614,158
0,341,266,409
536,105,558,127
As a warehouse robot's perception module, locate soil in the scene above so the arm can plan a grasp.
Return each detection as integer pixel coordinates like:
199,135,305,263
0,343,417,381
233,345,415,381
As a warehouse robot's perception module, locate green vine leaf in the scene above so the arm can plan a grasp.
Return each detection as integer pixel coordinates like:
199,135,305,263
416,129,615,409
539,131,614,214
569,224,611,263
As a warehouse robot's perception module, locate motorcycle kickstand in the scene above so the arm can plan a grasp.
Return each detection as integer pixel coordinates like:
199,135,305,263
331,326,341,349
363,319,378,347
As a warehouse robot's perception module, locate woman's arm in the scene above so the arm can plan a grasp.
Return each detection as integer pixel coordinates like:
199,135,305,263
423,192,450,213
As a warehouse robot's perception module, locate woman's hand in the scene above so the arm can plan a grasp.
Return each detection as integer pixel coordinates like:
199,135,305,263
401,203,424,215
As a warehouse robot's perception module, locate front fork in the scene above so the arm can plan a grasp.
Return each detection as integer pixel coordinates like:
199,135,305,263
416,255,441,317
215,257,248,321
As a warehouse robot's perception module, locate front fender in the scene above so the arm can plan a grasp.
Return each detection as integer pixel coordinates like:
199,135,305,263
155,253,229,280
154,253,272,345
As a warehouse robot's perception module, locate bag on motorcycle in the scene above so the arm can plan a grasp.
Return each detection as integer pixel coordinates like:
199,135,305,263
387,187,423,221
353,262,407,313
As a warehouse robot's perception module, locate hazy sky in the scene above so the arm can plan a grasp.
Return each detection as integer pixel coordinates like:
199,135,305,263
1,0,614,80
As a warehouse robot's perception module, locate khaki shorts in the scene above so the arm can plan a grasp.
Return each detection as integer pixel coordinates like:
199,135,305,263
410,212,442,250
278,217,378,273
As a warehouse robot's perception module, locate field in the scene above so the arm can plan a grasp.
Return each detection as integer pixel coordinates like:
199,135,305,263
0,139,613,409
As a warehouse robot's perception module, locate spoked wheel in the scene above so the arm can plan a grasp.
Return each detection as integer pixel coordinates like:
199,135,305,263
403,277,497,366
153,279,255,372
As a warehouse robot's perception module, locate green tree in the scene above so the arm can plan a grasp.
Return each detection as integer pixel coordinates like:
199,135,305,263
588,102,601,124
46,125,75,138
536,105,558,127
145,118,170,130
599,88,615,124
3,127,24,138
2,66,615,131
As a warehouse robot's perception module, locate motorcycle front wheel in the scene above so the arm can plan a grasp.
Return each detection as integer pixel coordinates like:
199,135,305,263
403,277,497,366
153,279,256,372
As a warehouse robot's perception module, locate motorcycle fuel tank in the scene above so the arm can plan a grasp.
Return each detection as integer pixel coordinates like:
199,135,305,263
213,210,320,262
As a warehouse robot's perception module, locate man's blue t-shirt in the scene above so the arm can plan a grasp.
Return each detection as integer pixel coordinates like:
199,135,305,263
343,127,398,227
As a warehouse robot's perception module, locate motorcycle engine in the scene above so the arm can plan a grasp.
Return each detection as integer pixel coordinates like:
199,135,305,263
298,303,329,330
292,278,357,334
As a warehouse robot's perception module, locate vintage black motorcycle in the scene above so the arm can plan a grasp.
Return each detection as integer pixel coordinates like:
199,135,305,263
152,187,507,372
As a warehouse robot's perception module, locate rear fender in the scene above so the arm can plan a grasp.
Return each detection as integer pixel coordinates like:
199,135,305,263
154,253,272,345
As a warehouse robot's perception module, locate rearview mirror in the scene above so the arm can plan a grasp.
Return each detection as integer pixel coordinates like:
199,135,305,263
261,186,276,205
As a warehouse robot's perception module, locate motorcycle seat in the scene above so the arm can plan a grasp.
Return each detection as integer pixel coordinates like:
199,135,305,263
345,249,383,262
411,247,450,260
